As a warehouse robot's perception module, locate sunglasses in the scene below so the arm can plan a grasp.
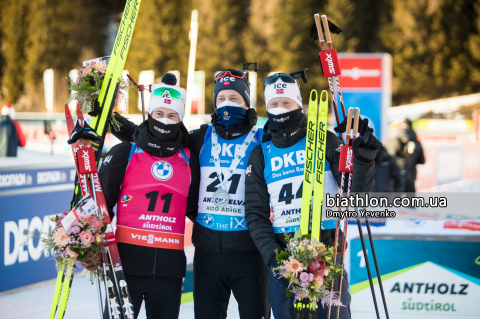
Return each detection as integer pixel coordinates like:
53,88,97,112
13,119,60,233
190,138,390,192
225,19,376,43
152,87,182,100
214,69,246,82
263,73,297,86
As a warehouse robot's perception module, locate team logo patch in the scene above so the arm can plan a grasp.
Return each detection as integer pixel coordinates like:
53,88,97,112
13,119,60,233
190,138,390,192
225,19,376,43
204,214,215,227
276,88,284,94
121,195,133,203
151,161,173,181
164,99,171,104
224,111,229,116
223,81,230,86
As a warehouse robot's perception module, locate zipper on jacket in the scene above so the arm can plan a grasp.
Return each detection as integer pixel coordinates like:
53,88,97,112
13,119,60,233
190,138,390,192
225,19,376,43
226,130,229,139
152,248,158,278
283,132,287,142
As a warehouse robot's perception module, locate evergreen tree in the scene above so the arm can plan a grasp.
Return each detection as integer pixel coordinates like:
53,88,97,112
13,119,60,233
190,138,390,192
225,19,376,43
125,0,192,114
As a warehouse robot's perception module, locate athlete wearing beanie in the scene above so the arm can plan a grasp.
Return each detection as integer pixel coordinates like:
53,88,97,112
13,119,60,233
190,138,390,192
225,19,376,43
245,73,382,319
95,73,200,318
108,69,270,319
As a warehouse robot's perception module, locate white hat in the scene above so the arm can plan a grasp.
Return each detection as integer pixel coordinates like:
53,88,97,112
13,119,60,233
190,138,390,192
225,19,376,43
264,78,302,108
147,83,186,121
1,104,15,120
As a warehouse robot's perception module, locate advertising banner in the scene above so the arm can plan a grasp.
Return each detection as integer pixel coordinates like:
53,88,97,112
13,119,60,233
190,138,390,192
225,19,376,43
338,54,392,142
350,235,480,317
0,165,75,292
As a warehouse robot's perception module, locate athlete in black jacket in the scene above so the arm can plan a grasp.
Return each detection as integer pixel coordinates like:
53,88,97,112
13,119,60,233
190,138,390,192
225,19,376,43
110,70,270,319
245,73,381,319
99,74,200,318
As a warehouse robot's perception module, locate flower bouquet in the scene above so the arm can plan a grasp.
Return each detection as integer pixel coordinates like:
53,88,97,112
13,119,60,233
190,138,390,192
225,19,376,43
67,57,131,116
273,234,343,317
34,195,107,282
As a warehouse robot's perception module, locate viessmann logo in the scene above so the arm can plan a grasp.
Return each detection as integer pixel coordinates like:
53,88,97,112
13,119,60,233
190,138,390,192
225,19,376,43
342,67,381,80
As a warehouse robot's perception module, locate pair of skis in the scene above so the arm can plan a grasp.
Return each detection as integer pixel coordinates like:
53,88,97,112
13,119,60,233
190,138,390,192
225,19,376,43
313,13,390,319
50,104,135,319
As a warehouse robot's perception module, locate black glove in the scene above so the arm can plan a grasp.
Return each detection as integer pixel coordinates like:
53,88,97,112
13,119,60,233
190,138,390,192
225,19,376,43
87,99,102,117
334,117,382,163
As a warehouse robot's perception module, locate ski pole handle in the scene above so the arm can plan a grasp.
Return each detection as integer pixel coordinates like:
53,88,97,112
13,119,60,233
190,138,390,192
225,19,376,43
353,107,360,136
321,15,332,44
314,14,325,45
346,108,353,138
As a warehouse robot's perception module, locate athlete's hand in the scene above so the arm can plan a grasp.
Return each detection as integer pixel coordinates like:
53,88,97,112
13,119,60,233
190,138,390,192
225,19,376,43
80,252,102,271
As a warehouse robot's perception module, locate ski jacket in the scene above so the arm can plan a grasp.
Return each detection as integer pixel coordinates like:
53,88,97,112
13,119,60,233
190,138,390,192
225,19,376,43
110,109,265,253
0,115,23,157
375,146,401,192
245,115,376,267
386,128,425,182
99,122,200,278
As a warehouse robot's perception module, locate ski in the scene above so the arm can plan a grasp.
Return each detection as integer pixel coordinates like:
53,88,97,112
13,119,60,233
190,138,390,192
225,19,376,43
64,105,134,318
311,90,328,239
300,90,319,236
57,259,75,319
48,260,66,319
90,0,142,159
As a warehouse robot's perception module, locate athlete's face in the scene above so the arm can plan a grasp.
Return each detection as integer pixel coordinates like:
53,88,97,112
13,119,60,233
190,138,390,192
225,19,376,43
267,97,300,111
151,107,180,123
216,89,247,109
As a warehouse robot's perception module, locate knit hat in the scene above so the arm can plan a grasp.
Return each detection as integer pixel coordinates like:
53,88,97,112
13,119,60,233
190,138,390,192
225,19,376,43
213,70,250,108
264,74,302,108
1,103,15,120
147,73,186,121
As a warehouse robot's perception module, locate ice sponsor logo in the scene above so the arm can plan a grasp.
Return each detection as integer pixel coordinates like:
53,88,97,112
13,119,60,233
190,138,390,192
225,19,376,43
153,126,171,134
4,216,56,266
0,173,33,188
151,161,173,181
219,76,235,84
121,195,133,203
341,67,381,80
271,150,305,171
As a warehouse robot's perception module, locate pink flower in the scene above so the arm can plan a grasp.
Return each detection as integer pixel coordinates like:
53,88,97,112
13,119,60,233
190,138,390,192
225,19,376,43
308,260,320,272
323,268,331,276
284,257,307,277
53,228,69,248
87,217,104,231
69,225,81,234
308,273,314,282
65,245,78,259
317,247,327,254
80,231,94,247
313,276,324,289
301,281,310,288
314,270,324,280
300,272,309,282
82,64,93,77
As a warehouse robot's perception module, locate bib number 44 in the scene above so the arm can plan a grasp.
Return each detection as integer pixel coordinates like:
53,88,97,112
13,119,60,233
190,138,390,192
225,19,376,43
279,182,303,205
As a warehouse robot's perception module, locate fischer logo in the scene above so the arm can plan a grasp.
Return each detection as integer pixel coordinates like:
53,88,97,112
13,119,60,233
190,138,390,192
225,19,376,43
154,126,170,134
82,150,91,171
345,148,353,170
342,67,381,80
325,52,336,74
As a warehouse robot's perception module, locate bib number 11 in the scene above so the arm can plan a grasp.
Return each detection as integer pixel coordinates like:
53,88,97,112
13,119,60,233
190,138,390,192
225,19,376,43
145,191,173,213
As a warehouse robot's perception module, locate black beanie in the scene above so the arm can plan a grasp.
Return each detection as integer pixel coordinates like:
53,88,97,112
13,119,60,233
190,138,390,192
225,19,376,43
213,70,250,108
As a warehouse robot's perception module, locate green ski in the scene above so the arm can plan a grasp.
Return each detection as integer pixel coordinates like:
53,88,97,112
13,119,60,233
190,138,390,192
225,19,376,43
300,90,319,235
311,91,328,240
49,260,65,319
57,259,75,319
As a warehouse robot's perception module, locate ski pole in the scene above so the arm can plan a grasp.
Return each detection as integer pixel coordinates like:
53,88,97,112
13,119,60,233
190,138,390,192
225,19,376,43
126,74,146,122
355,206,381,319
365,217,390,319
320,15,348,120
335,108,359,319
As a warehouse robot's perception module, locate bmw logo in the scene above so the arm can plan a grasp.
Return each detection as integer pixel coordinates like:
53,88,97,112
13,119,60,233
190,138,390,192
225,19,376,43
204,214,215,227
151,161,173,181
